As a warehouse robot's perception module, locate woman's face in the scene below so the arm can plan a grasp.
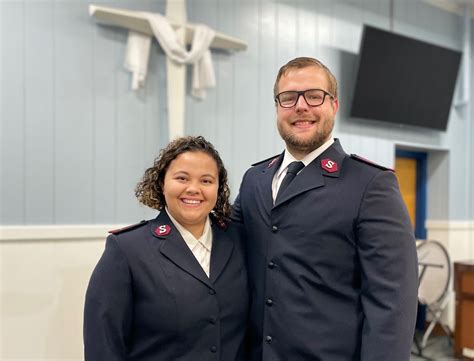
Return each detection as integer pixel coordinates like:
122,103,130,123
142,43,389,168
163,151,219,238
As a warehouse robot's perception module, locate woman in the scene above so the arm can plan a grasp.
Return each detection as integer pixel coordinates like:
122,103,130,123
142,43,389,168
84,136,248,361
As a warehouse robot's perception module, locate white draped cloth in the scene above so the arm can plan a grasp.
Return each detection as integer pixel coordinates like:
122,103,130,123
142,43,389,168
124,12,216,100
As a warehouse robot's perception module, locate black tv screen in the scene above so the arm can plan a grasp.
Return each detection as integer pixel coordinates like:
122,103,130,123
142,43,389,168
351,25,462,131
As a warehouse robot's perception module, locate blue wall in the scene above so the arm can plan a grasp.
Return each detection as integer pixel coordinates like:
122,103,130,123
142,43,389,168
1,0,472,225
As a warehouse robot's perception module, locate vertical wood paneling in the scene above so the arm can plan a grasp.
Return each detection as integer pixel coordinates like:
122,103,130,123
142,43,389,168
145,0,173,148
332,1,363,54
141,0,166,220
24,2,55,224
361,0,391,29
375,137,394,168
187,0,218,141
427,151,449,220
276,2,297,65
296,1,317,56
447,106,469,218
258,0,280,161
1,2,25,224
316,0,333,51
0,0,473,224
54,3,94,223
214,0,238,195
141,45,165,221
92,25,119,223
231,1,261,189
143,48,165,157
155,49,170,151
0,0,3,226
114,29,148,223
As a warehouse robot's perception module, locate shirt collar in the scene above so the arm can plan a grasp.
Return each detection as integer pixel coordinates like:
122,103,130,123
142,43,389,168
165,208,212,251
277,137,334,178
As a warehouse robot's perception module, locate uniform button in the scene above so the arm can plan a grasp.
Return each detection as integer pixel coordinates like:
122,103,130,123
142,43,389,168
265,335,272,343
208,289,216,295
210,345,217,353
268,261,275,269
266,298,273,306
271,225,278,232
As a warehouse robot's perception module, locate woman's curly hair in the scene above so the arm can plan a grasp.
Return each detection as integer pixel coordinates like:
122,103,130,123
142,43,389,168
135,136,231,226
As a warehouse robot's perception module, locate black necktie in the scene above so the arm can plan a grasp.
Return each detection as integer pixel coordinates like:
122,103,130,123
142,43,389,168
276,161,305,201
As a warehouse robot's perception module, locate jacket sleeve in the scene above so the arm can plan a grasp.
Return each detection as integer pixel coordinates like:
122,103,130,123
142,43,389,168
231,192,244,224
83,235,133,361
232,169,251,224
357,171,418,361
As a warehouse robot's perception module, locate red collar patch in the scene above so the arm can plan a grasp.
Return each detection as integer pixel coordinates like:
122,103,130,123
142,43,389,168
155,224,171,236
321,158,338,173
268,158,278,168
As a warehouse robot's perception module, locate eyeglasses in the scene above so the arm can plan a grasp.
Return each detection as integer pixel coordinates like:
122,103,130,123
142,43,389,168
274,89,335,108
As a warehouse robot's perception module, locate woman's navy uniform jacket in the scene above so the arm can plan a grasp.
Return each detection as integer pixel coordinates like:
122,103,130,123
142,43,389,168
83,210,249,361
232,139,418,361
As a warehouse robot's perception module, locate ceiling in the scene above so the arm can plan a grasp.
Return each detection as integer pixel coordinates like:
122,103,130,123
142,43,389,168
422,0,474,17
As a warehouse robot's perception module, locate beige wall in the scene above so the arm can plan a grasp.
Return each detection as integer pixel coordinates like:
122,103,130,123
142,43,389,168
0,226,119,361
426,221,474,330
1,222,472,360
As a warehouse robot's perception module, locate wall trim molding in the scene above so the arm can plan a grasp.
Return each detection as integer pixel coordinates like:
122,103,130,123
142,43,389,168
426,220,474,230
0,224,124,242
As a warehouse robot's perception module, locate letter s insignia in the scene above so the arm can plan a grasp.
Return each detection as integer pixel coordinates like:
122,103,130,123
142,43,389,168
155,224,171,236
321,158,338,173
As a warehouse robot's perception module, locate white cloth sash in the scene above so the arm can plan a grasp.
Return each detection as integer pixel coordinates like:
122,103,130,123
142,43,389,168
124,11,216,99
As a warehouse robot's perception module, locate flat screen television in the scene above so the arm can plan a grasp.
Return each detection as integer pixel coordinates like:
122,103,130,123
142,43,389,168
350,25,462,131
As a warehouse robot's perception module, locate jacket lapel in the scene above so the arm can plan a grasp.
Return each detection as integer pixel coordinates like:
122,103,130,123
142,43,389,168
150,211,212,287
274,139,347,207
209,223,234,283
257,153,284,215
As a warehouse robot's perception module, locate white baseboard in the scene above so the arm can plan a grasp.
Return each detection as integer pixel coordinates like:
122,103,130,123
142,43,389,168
425,220,474,230
0,224,124,242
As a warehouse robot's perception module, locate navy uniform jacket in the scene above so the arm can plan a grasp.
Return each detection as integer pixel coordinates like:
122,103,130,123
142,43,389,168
233,139,418,361
84,210,249,361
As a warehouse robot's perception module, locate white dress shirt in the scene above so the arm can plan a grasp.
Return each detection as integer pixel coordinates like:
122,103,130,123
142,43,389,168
272,137,335,202
166,209,213,277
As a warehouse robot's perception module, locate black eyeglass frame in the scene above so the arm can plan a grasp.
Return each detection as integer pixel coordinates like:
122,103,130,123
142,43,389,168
274,88,335,108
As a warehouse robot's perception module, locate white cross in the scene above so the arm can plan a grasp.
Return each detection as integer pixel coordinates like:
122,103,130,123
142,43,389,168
89,1,246,140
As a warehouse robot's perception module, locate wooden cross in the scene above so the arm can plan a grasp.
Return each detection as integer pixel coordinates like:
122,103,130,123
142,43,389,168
89,1,247,140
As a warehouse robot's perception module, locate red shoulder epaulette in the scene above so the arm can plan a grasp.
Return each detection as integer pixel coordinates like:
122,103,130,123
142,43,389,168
108,220,148,235
350,154,394,172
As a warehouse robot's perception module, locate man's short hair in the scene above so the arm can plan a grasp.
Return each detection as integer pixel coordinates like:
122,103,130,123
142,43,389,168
273,57,338,99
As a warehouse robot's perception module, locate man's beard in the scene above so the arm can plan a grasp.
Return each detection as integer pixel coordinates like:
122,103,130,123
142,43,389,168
277,118,334,154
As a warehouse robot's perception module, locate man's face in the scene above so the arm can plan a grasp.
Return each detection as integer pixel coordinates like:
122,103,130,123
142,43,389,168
276,66,339,158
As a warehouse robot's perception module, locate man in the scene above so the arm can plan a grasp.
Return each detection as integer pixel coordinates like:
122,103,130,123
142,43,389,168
232,57,418,361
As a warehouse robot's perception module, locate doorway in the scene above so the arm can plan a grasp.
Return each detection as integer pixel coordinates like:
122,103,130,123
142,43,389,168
395,149,427,239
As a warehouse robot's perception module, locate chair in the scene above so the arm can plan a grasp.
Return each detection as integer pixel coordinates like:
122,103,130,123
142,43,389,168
415,240,452,351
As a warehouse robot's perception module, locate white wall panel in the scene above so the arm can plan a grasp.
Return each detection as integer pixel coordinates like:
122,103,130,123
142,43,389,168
427,150,450,220
24,3,55,224
276,2,297,65
1,3,25,224
332,1,364,54
231,1,262,191
186,0,218,141
0,0,473,224
92,25,120,222
257,0,281,163
54,3,94,223
213,0,237,193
